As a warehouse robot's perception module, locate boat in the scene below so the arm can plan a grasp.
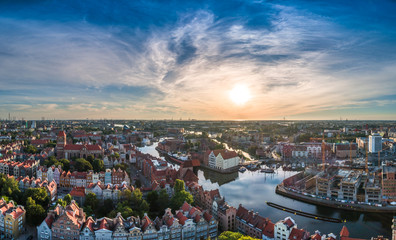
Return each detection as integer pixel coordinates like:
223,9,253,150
261,168,275,173
239,167,247,173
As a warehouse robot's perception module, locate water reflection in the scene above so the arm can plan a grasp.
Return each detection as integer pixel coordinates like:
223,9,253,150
141,142,393,238
198,169,393,238
199,168,239,186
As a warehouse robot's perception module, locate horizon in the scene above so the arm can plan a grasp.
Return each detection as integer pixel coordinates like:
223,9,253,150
1,0,396,120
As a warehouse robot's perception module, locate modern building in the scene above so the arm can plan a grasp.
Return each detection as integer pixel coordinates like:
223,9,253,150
369,133,382,153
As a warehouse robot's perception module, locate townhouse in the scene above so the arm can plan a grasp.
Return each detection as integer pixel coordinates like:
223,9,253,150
38,201,218,240
0,199,26,239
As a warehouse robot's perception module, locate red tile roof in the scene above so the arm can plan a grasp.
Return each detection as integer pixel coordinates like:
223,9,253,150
181,202,191,212
70,187,86,197
340,226,349,237
288,228,308,240
263,221,274,238
176,211,188,225
207,149,238,159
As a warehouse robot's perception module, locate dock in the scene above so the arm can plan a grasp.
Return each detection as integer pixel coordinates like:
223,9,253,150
266,202,343,223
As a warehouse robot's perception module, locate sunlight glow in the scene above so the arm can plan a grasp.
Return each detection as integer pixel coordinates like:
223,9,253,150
229,85,251,105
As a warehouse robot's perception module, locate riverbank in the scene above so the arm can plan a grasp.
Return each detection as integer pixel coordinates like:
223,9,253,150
276,185,396,214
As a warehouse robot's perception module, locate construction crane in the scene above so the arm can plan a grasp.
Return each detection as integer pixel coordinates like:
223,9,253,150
378,145,391,167
365,138,368,174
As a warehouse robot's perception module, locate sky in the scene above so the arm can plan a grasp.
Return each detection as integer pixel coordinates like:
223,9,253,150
1,0,396,120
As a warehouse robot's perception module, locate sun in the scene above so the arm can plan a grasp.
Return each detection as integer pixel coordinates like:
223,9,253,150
229,84,251,105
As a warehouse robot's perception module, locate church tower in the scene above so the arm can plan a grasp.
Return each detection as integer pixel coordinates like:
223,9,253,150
56,131,66,159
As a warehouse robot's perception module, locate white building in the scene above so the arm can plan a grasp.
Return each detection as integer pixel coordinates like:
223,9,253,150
207,150,240,170
36,215,53,240
274,217,296,240
369,133,382,153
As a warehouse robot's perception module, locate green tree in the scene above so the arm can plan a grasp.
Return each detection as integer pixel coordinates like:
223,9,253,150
120,206,133,218
24,145,37,154
64,194,72,205
158,189,170,215
218,231,260,240
25,197,47,225
139,200,150,216
92,159,105,172
25,187,49,207
174,179,185,193
121,189,132,203
170,190,193,210
132,189,143,206
147,191,159,212
87,155,95,163
75,158,93,172
84,193,98,210
59,159,70,171
56,198,67,207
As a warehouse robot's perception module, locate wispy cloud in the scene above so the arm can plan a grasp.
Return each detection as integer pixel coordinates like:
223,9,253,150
0,0,396,119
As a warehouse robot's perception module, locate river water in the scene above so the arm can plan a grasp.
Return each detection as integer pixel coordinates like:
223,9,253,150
139,143,393,238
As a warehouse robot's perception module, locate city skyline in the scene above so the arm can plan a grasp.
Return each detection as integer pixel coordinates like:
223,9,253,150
1,0,396,120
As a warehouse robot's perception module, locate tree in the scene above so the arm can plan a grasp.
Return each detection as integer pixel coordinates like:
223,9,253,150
75,158,93,172
132,189,143,206
92,159,105,172
219,231,260,240
84,193,98,210
87,155,95,163
170,190,193,210
120,206,133,218
158,189,169,215
59,159,70,171
121,189,132,203
147,191,159,213
25,187,49,207
138,200,150,216
56,198,67,207
24,145,37,154
64,194,72,205
114,152,120,159
99,199,114,217
25,197,47,225
174,179,185,193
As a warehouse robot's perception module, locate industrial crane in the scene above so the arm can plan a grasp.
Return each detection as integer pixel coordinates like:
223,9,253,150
377,144,392,167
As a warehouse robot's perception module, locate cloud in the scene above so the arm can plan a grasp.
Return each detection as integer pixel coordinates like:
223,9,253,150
0,0,396,119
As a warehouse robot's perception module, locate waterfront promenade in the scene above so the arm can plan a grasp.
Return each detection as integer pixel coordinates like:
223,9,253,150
276,185,396,214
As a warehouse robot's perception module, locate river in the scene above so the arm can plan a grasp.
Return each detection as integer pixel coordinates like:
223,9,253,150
139,142,393,238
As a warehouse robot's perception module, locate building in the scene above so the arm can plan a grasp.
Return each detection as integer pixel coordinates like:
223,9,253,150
0,159,39,178
56,131,103,160
236,204,271,239
382,166,396,202
274,217,297,240
51,200,86,240
292,146,308,158
206,149,240,170
0,199,26,239
212,197,236,232
334,144,358,159
39,200,218,240
369,134,382,153
364,174,382,203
